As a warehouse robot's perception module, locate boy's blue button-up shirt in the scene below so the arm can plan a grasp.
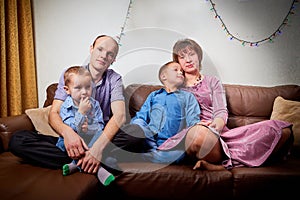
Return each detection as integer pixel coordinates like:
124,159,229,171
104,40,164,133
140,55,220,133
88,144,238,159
131,88,201,147
56,96,104,150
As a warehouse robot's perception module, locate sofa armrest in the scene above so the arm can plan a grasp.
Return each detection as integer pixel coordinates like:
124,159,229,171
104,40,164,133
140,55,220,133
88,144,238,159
0,114,35,152
43,83,58,107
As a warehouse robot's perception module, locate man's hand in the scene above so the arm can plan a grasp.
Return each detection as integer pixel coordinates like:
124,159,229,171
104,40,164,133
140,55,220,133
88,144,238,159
49,99,89,160
75,100,126,174
64,129,88,159
77,150,100,174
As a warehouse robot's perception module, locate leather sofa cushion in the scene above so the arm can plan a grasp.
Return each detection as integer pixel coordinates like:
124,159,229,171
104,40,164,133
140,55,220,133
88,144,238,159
117,162,233,199
231,158,300,198
0,152,102,199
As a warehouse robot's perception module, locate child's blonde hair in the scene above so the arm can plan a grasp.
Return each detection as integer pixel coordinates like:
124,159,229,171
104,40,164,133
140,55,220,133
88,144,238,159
64,66,92,87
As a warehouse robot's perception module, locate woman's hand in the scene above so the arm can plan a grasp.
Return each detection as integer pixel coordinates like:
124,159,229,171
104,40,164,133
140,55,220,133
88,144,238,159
197,120,212,126
209,118,225,133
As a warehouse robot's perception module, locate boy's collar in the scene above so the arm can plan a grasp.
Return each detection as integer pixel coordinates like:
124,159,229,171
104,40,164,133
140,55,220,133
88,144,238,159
162,87,180,94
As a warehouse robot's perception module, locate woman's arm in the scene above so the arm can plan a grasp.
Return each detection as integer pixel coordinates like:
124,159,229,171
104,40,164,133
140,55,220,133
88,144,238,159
210,77,228,132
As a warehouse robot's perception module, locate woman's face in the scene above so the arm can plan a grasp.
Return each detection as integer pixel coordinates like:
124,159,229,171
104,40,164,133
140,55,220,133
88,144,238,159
177,47,200,74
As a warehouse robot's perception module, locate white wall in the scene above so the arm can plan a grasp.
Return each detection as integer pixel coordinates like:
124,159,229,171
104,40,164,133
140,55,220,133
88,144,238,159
33,0,300,107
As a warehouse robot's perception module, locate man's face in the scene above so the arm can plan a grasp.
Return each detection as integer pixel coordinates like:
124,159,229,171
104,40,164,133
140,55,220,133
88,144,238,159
89,36,118,72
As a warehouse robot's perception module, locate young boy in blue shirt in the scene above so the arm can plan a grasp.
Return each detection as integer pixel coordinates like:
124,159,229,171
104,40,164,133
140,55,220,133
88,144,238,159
56,66,114,186
130,61,201,164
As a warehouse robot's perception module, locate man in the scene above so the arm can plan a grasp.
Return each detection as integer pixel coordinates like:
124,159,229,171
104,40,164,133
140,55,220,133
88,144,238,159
9,35,144,174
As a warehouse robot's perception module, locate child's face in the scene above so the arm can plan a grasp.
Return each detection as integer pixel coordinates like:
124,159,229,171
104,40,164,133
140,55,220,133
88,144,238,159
165,63,184,87
65,74,93,106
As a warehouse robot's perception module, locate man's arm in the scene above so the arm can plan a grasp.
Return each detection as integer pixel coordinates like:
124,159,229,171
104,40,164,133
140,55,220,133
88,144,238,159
78,100,126,174
49,99,87,159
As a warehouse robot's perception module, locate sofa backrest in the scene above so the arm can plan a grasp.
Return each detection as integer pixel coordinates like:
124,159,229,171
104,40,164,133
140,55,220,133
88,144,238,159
223,84,300,128
44,83,300,129
124,84,300,129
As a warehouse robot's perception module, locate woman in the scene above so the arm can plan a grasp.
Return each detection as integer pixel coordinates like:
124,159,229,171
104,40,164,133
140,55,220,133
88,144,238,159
170,38,293,170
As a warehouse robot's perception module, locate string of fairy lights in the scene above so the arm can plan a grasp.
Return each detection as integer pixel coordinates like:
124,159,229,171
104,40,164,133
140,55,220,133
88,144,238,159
206,0,298,47
116,0,134,46
117,0,297,47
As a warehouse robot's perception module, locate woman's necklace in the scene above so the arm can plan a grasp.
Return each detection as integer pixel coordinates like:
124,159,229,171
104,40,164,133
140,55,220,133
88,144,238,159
185,74,203,87
193,74,203,85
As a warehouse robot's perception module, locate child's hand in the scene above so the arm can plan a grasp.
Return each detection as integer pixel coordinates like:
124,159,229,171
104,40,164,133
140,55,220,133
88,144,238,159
81,117,88,133
78,97,91,115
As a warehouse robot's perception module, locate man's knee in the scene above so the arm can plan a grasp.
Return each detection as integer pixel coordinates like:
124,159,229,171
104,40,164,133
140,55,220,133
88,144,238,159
121,124,145,139
112,124,146,153
8,130,28,152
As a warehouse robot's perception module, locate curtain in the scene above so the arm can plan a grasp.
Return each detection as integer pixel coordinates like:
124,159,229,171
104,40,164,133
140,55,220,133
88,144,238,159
0,0,37,117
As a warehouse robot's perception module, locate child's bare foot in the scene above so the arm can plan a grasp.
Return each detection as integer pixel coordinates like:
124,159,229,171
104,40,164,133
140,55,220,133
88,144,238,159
193,160,225,171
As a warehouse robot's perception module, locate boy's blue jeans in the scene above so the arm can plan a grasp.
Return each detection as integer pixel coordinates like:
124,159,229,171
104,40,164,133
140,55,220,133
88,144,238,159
142,149,186,164
130,119,186,164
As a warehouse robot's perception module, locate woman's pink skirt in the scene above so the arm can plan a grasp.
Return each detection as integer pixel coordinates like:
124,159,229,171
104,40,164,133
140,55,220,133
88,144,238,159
220,119,292,169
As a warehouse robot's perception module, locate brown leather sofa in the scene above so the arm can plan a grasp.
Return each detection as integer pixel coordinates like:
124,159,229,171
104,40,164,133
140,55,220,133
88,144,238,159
0,83,299,200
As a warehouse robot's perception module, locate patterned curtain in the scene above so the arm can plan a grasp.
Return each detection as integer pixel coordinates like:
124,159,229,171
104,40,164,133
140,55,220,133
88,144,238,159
0,0,37,117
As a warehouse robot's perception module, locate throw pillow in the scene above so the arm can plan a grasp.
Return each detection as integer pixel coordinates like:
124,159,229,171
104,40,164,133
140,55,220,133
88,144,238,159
25,106,59,137
270,96,300,146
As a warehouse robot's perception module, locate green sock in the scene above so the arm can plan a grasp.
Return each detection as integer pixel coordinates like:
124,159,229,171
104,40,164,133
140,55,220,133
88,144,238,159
97,167,115,186
62,163,78,176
